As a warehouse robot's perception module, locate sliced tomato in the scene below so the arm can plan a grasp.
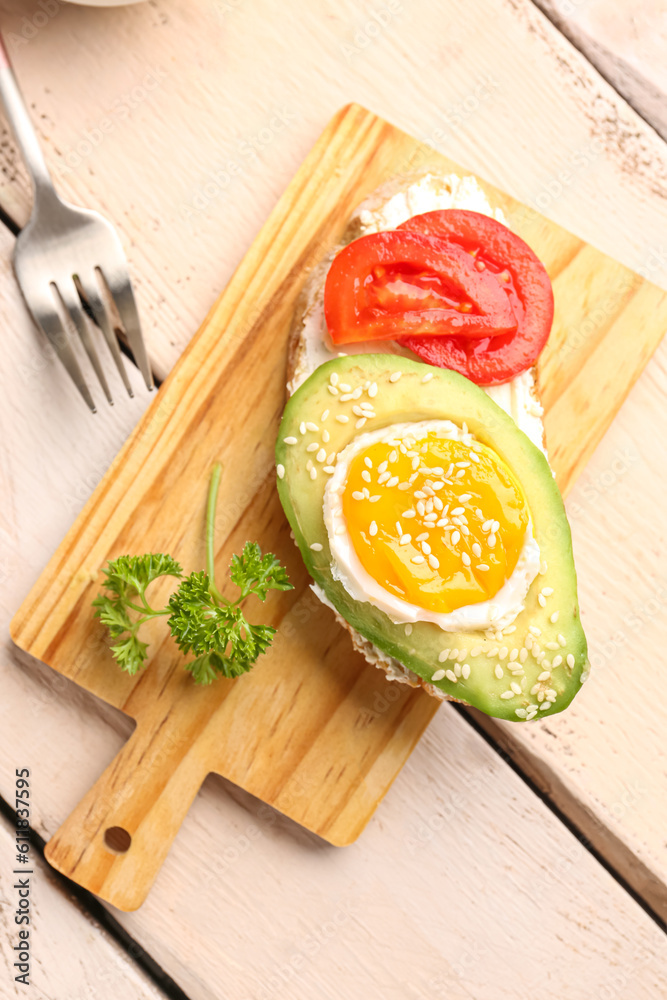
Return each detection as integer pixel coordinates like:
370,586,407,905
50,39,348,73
323,231,517,345
397,210,554,384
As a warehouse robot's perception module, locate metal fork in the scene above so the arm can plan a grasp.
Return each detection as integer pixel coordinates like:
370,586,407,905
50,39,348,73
0,37,153,412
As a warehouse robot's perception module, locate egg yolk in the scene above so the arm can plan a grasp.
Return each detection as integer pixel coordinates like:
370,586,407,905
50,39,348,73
341,431,529,614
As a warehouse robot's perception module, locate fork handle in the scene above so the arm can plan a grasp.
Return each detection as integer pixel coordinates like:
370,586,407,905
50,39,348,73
0,34,55,197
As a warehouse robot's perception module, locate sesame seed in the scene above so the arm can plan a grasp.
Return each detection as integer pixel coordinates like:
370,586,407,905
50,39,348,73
316,449,327,462
509,648,519,661
412,457,420,471
309,468,317,481
558,634,567,647
545,641,559,651
424,513,438,522
398,482,410,491
552,655,563,668
421,372,434,383
336,414,349,423
322,429,330,443
276,464,285,479
283,436,298,445
400,534,411,545
404,623,413,636
494,665,504,679
482,520,493,532
451,530,461,545
472,542,482,558
306,422,319,432
539,560,548,575
389,371,402,382
462,663,471,679
310,542,323,551
515,708,527,718
567,654,575,669
539,702,550,711
542,587,554,597
537,671,551,682
403,510,416,518
356,418,367,429
306,460,313,471
321,410,330,421
300,421,307,435
417,501,426,516
470,646,482,658
422,541,432,555
477,563,489,572
389,450,398,463
340,393,353,401
369,494,382,502
550,611,559,623
339,383,351,392
327,453,336,465
500,691,514,700
438,650,449,662
428,554,439,569
364,457,373,469
330,372,339,386
503,625,517,634
369,521,378,536
529,626,541,636
368,382,378,397
361,470,371,483
414,490,426,500
459,494,472,503
449,649,459,660
431,669,445,681
395,521,403,535
327,385,339,395
487,534,496,548
445,669,458,683
324,466,335,474
306,442,318,453
519,648,528,662
499,647,508,660
451,506,465,516
487,647,499,658
351,387,362,399
387,476,399,488
412,555,425,564
510,681,522,695
462,552,471,567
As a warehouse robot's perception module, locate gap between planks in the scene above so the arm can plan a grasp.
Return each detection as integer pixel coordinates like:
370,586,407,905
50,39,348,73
0,790,191,1000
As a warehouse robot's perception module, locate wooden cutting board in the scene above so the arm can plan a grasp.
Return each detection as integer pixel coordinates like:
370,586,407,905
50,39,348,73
11,103,667,912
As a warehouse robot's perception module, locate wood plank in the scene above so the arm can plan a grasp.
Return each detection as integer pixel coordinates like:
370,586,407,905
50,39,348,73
0,814,166,1000
4,647,667,999
534,0,667,140
1,0,667,989
10,103,667,910
0,0,667,384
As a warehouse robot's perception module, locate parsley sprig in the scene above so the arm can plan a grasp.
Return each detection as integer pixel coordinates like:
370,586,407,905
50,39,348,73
93,463,293,684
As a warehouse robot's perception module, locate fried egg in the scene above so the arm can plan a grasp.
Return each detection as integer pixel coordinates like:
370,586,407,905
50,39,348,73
323,420,541,631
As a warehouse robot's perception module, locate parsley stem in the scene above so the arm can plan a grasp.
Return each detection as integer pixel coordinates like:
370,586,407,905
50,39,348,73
206,462,226,605
124,600,170,617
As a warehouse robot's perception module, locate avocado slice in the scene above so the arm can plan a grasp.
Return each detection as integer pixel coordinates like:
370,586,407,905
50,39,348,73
275,354,588,722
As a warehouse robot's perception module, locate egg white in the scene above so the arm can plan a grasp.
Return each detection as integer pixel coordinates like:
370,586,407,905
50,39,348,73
323,420,541,632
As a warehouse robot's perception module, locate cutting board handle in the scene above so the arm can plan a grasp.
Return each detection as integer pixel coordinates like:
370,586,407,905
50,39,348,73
44,717,207,911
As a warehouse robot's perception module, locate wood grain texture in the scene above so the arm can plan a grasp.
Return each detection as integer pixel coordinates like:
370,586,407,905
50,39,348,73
9,103,667,912
534,0,667,140
1,0,667,992
0,813,164,1000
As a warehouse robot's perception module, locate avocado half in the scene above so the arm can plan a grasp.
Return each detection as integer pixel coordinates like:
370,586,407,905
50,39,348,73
275,354,588,721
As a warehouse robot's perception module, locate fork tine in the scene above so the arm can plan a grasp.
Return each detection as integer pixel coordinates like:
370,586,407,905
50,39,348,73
76,272,133,398
55,281,113,406
28,298,97,413
103,270,153,391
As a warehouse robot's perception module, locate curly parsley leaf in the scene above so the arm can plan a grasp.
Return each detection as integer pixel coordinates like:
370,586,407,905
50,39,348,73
110,635,149,675
230,541,294,600
100,553,183,602
93,465,292,684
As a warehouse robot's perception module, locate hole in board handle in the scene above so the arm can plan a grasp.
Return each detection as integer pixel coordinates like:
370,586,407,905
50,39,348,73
104,826,132,854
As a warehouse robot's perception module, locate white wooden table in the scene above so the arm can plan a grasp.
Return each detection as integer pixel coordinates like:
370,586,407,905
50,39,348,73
1,1,666,997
